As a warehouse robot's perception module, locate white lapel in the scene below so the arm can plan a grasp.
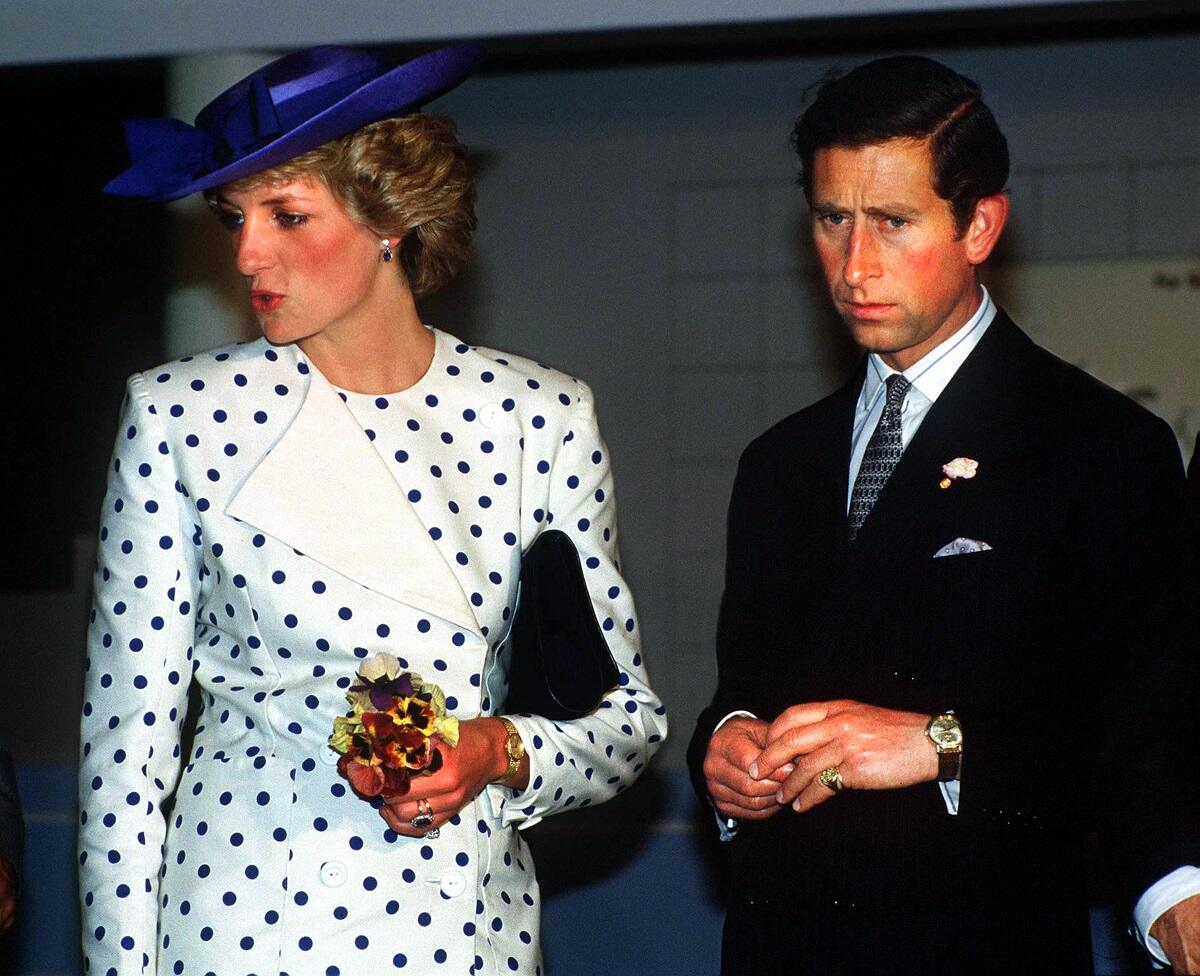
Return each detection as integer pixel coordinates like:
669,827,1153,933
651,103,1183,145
226,361,481,637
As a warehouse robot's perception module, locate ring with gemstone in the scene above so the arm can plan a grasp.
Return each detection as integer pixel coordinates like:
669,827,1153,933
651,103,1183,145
817,766,845,793
423,828,441,839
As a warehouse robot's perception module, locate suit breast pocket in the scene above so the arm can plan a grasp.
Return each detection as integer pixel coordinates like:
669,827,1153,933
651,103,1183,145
925,545,1005,600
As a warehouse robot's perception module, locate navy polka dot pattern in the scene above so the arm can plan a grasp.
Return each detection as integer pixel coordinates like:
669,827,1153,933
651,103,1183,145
79,329,668,974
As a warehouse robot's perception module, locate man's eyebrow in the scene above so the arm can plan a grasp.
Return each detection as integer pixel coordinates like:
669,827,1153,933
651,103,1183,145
809,200,922,218
810,198,847,212
864,204,922,219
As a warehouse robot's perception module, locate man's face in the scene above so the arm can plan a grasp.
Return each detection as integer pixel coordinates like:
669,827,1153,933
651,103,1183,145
810,137,1002,371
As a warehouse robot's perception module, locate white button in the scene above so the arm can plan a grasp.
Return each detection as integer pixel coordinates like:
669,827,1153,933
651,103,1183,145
480,403,504,428
320,861,347,887
319,745,340,766
439,871,466,898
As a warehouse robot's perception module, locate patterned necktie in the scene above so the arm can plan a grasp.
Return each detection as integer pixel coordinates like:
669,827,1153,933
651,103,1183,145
848,373,911,541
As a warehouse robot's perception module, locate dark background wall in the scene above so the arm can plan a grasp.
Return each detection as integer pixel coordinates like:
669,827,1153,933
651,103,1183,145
2,58,167,591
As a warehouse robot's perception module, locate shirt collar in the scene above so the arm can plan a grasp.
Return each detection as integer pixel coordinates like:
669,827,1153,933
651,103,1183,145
860,286,997,410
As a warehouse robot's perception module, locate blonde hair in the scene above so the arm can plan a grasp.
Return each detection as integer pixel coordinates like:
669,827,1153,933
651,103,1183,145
213,115,475,298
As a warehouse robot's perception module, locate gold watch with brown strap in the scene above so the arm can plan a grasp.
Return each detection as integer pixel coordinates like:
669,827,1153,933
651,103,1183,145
925,712,963,782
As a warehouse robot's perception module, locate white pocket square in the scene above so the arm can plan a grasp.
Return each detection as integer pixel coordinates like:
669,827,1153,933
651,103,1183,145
933,537,993,558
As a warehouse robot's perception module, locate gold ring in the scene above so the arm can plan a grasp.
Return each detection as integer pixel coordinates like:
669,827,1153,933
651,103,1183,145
817,766,844,793
410,798,435,829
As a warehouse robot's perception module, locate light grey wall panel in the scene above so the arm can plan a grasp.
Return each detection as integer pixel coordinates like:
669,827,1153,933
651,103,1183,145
1039,165,1134,260
670,462,736,555
672,279,765,366
765,180,819,272
670,370,768,460
673,185,765,275
1134,161,1200,257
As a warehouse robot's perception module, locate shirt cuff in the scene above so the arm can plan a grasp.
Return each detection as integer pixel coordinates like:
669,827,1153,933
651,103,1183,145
1132,865,1200,966
712,801,739,842
714,709,756,733
938,779,960,815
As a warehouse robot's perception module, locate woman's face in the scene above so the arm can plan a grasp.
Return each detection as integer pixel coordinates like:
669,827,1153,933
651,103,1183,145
212,175,395,347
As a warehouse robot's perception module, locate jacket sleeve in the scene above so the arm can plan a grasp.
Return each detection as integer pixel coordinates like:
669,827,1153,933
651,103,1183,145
487,382,668,828
78,373,200,974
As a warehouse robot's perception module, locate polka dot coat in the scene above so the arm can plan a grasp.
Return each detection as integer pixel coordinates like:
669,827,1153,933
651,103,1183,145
79,328,668,975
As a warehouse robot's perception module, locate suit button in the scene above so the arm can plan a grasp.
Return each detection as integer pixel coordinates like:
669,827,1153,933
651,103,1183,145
440,871,466,898
320,861,347,887
480,403,504,428
320,745,340,766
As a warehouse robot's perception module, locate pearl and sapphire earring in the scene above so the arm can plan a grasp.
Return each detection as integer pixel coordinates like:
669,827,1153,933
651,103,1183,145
381,239,394,263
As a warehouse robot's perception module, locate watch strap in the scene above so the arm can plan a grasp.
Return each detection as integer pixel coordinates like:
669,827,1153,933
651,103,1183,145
937,750,962,782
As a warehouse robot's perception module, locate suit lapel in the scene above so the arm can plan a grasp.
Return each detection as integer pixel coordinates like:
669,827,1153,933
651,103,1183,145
795,361,863,555
773,361,863,613
852,314,1024,556
226,356,481,637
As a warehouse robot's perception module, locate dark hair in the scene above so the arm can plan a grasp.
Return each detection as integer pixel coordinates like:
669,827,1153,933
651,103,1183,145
791,56,1009,236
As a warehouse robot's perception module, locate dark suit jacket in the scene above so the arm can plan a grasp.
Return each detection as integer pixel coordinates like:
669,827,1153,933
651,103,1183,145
688,312,1199,974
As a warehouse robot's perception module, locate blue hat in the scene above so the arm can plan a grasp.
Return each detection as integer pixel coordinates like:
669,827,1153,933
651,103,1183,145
105,44,485,202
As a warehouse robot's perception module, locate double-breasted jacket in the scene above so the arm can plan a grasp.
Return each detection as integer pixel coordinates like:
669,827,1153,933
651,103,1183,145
79,327,667,975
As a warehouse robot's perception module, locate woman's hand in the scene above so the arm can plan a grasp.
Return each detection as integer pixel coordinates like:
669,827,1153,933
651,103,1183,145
378,717,527,836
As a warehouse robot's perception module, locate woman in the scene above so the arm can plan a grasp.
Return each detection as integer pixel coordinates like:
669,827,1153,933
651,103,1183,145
81,45,666,975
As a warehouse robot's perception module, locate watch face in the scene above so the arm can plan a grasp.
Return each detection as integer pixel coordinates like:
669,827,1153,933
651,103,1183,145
930,716,963,749
507,733,526,760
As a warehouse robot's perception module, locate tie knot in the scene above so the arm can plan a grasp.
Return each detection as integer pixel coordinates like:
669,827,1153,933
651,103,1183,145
884,373,910,409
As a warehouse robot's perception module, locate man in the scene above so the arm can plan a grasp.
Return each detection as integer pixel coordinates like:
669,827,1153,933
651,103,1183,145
0,738,22,938
688,56,1199,974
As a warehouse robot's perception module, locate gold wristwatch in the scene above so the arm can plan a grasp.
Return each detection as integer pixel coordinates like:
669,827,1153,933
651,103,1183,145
925,712,963,782
498,717,525,783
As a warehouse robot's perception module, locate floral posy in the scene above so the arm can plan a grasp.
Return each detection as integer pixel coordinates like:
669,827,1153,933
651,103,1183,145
329,652,459,800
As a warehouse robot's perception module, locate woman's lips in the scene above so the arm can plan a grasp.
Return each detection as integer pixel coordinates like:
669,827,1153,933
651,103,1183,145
250,291,284,314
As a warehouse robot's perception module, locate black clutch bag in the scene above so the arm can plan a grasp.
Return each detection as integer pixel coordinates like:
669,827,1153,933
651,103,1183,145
502,529,621,720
